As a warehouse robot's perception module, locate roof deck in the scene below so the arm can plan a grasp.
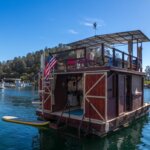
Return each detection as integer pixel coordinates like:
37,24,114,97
52,30,149,74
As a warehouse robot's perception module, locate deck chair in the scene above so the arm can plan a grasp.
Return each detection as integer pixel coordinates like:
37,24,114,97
67,58,77,69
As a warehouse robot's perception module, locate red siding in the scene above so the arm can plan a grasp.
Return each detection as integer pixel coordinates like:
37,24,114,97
85,74,105,96
44,82,51,110
85,73,106,121
85,98,105,120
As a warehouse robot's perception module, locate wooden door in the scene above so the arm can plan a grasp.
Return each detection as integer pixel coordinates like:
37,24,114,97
84,72,107,121
118,74,126,116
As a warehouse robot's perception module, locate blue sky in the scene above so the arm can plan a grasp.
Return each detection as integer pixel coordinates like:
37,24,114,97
0,0,150,69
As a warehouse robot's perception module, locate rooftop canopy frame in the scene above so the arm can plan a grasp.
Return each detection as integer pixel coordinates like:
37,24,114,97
67,30,150,49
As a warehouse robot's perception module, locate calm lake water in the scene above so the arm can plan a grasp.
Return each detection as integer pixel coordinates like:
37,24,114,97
0,88,150,150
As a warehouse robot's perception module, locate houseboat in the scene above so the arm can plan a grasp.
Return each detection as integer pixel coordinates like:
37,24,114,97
36,30,150,137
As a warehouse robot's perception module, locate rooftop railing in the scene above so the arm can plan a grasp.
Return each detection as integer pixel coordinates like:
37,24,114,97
53,44,142,72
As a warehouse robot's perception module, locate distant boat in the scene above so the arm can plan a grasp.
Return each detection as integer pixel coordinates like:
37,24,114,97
0,86,5,89
2,78,32,88
144,84,150,88
4,82,15,88
0,81,5,89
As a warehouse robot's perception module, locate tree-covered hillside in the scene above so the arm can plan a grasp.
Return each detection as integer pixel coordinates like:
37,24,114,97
0,47,51,82
0,50,41,82
0,44,67,82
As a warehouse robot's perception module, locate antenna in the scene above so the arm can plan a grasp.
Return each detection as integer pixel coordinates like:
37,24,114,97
93,22,97,35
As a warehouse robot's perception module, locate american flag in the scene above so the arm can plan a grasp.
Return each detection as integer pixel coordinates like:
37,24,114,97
44,55,57,80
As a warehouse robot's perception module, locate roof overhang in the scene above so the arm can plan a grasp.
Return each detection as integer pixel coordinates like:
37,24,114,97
67,30,150,48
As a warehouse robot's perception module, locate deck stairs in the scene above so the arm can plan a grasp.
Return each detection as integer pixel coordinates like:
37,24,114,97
49,107,91,138
49,102,70,130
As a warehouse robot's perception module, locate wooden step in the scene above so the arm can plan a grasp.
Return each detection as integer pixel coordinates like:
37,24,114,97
49,123,59,129
49,123,66,130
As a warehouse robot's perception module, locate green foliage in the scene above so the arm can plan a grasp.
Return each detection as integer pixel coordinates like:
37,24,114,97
145,66,150,81
144,80,150,85
0,43,66,82
0,49,44,82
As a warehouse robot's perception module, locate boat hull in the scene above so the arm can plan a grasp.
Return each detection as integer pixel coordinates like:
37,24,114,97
36,103,150,137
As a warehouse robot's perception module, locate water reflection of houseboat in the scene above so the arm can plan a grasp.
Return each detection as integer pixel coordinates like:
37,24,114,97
37,30,150,137
35,115,149,150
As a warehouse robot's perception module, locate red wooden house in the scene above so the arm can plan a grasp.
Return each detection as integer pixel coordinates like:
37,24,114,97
37,30,150,137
